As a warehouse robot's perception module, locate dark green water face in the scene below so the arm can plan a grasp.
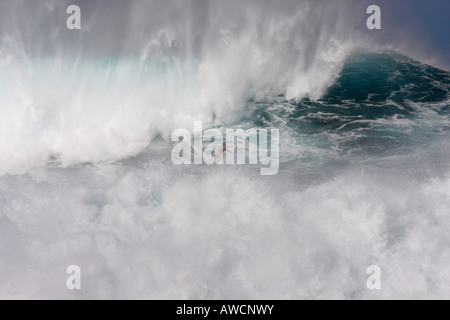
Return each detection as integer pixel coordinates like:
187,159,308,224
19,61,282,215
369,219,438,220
239,53,450,178
326,53,449,104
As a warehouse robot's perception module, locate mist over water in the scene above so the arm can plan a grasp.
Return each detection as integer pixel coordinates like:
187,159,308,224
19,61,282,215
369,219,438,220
0,0,365,173
0,0,449,299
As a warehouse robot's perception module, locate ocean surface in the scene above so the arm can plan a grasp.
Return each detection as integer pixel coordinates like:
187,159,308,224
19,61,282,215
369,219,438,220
0,0,449,299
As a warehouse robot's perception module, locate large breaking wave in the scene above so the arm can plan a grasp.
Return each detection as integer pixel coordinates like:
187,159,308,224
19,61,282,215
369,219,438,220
0,0,449,299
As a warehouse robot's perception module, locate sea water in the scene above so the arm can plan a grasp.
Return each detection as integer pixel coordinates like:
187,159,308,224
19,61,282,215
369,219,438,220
0,0,449,299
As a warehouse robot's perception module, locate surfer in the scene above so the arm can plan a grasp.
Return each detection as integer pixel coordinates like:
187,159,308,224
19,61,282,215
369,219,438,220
215,143,229,158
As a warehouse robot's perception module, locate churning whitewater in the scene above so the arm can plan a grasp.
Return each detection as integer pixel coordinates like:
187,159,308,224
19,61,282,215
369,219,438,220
0,0,449,299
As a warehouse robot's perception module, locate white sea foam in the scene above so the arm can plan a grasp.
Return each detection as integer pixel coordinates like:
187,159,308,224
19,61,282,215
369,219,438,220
0,161,449,299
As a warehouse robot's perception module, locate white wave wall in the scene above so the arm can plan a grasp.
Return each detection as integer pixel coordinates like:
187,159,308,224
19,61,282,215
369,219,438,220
0,0,364,173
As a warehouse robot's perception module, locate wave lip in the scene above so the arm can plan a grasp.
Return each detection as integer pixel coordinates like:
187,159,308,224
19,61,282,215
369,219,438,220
239,53,450,173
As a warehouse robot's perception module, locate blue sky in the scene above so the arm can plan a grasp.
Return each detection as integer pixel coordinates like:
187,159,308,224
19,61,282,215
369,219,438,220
362,0,449,68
